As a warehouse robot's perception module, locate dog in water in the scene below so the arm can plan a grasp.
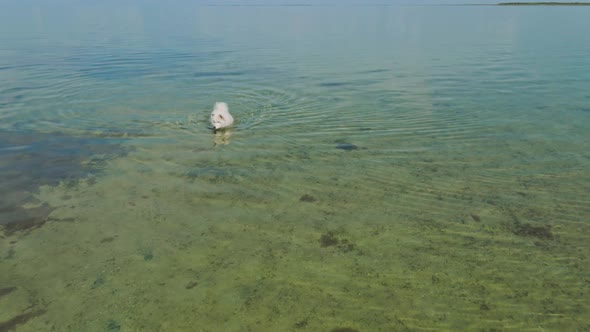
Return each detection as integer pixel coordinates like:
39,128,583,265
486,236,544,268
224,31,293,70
210,102,234,130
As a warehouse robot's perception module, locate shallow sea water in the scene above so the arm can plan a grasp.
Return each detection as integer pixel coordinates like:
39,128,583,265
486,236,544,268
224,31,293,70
1,3,590,331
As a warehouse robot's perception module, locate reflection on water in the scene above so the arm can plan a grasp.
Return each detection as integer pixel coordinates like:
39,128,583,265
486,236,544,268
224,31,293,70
213,129,233,146
1,3,590,331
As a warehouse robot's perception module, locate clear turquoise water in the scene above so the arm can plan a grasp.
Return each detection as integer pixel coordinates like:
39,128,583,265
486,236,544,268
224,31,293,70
1,3,589,331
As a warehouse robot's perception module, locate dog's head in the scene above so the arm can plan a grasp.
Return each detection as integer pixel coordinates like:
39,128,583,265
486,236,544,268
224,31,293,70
211,102,233,129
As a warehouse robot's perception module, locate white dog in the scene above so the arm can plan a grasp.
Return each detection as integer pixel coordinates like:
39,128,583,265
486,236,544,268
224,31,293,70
210,102,234,130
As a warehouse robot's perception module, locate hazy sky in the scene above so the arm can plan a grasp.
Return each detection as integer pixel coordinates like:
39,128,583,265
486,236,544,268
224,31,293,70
6,0,581,5
3,0,583,10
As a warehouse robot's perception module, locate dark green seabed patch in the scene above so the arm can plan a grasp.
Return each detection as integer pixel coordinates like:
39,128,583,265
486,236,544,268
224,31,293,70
0,130,128,235
335,143,359,151
0,309,48,332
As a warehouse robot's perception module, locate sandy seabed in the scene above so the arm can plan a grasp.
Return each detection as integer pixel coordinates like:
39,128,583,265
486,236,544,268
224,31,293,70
1,131,589,332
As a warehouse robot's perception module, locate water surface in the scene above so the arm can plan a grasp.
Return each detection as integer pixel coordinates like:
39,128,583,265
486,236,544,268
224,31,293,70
1,3,589,331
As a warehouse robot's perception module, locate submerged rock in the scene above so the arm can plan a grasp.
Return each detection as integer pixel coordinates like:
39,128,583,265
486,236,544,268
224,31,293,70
335,143,359,151
299,194,317,203
512,222,553,240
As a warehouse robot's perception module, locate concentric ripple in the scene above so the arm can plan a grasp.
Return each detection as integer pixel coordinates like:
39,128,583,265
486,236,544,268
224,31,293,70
0,2,588,230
